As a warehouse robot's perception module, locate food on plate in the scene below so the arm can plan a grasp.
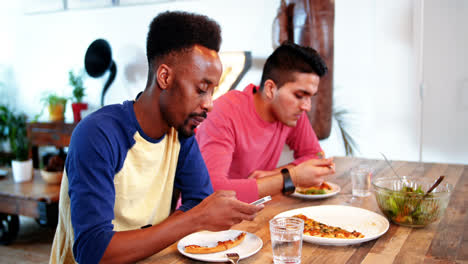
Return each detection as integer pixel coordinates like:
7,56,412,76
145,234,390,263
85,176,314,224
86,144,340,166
293,214,364,239
184,232,246,254
296,182,333,195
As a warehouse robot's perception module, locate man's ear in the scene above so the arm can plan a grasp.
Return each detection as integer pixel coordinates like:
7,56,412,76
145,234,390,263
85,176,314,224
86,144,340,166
156,64,173,90
263,79,277,100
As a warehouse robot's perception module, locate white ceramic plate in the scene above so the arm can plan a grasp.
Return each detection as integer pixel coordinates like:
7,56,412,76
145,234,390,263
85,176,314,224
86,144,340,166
177,230,263,262
274,205,389,246
291,182,341,199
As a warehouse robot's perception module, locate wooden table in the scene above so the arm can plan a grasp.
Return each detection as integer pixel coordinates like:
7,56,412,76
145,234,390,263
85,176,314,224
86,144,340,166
27,122,76,168
0,168,60,244
142,157,468,264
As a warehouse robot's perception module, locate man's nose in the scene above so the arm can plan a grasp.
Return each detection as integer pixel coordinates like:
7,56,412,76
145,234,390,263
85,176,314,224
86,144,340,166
300,99,311,112
201,94,213,112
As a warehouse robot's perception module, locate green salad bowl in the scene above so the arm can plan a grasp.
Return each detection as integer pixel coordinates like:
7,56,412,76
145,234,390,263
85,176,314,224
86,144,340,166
372,176,453,227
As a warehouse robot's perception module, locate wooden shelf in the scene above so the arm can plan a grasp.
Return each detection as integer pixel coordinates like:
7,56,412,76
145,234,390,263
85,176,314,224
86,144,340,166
27,122,76,168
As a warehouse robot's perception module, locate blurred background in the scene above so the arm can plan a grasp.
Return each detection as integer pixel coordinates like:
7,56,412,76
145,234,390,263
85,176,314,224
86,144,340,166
0,0,466,165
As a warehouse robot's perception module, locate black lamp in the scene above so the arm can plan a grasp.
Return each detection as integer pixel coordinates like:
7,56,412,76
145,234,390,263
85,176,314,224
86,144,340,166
84,39,117,106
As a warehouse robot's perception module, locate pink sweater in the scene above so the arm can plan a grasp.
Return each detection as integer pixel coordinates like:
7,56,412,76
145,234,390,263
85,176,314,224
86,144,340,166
196,84,323,203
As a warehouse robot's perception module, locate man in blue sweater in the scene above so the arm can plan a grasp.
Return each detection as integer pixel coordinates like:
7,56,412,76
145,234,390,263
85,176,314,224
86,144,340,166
50,11,262,264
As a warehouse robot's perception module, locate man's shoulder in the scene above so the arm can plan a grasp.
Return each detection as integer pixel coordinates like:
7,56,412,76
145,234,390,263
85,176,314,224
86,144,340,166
72,102,134,142
89,102,129,119
213,89,250,112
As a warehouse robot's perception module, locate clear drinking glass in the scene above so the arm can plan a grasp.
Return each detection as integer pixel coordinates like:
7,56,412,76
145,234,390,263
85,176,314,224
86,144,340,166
350,165,373,197
269,217,304,264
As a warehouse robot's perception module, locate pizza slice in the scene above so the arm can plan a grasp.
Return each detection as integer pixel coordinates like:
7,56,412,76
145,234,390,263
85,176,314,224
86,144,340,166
184,232,246,254
296,182,333,195
293,214,364,239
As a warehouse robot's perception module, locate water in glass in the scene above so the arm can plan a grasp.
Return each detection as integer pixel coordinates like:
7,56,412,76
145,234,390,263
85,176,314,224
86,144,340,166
270,217,304,264
351,165,372,197
271,234,302,264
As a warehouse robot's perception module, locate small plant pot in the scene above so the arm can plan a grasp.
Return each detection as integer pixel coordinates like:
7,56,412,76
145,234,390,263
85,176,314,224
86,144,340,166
48,103,66,122
72,102,88,123
11,159,33,183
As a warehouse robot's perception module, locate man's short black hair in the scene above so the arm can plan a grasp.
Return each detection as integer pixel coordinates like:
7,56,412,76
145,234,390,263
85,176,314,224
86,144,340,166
259,42,328,91
146,11,222,67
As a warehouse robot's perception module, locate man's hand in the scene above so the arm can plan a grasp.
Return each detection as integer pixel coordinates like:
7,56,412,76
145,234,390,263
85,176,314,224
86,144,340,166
189,191,263,231
290,158,335,187
101,191,260,264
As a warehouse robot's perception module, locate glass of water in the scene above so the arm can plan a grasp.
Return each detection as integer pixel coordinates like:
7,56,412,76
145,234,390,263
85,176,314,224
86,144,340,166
350,165,373,197
269,217,304,264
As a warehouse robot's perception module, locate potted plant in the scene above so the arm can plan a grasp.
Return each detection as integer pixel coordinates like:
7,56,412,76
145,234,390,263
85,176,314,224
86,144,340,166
8,110,32,182
69,70,88,123
34,93,68,122
46,94,68,122
0,104,10,148
0,104,15,165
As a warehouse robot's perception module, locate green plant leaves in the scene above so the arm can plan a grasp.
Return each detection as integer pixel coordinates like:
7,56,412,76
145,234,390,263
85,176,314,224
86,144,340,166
0,104,30,161
69,70,86,103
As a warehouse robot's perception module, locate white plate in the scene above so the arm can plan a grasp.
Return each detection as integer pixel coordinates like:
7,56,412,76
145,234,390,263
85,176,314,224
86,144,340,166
291,182,341,199
177,230,263,262
274,205,389,246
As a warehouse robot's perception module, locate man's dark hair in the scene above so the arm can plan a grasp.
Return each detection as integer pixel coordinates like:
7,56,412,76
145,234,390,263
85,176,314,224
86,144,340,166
259,42,328,91
146,11,222,67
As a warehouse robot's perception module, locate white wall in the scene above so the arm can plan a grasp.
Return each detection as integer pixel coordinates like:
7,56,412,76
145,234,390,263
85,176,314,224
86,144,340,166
0,0,279,121
329,0,422,162
420,0,468,164
1,0,466,164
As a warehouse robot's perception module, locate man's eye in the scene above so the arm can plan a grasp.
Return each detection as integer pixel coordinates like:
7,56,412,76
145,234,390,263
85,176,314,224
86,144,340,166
198,88,207,94
295,94,303,99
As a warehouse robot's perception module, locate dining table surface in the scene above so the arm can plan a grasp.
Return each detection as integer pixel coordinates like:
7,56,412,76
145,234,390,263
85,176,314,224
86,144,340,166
141,156,468,264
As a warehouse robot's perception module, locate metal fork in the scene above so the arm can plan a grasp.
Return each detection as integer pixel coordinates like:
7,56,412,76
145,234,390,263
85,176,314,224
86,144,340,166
226,253,240,264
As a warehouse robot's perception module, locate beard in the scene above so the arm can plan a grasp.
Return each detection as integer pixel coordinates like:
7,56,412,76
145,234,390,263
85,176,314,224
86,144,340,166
176,111,207,138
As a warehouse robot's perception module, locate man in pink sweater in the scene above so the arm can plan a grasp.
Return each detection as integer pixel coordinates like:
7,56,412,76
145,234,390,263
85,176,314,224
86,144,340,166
196,42,335,203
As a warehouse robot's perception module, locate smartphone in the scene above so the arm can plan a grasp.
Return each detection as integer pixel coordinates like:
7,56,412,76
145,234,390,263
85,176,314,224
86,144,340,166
250,195,272,206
